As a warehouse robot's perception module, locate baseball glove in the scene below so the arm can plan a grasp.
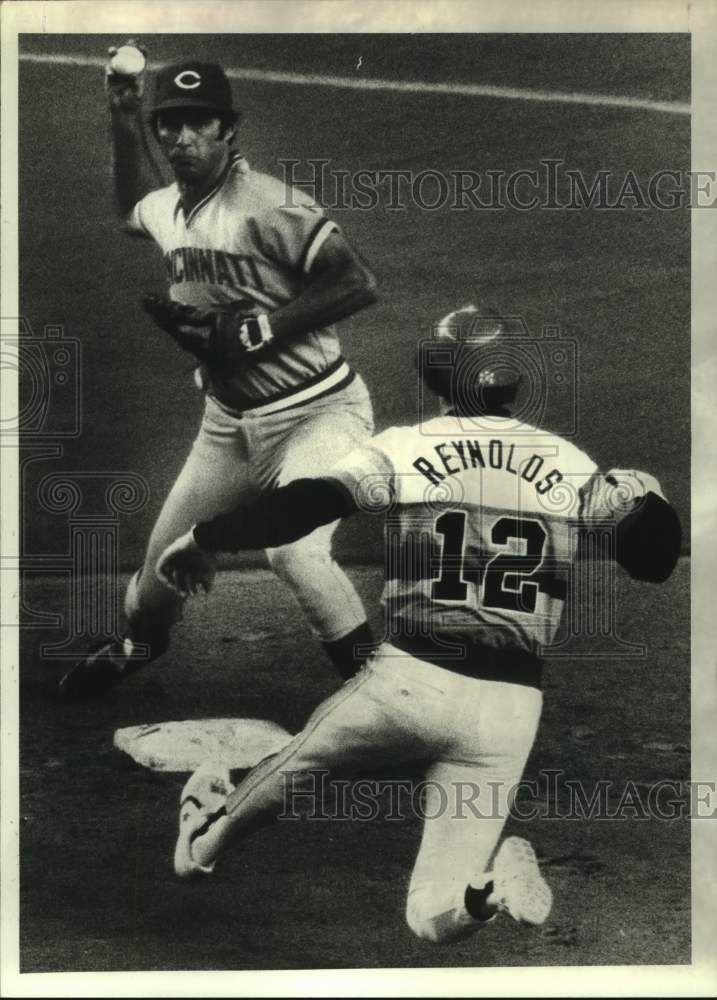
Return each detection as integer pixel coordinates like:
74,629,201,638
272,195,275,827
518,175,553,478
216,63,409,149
142,295,274,369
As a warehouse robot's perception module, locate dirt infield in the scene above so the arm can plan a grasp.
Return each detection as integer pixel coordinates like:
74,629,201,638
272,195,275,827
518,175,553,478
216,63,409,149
20,564,689,971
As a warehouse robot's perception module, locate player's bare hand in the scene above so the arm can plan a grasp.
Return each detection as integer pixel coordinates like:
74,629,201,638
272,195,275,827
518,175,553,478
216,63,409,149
105,40,148,112
156,529,217,598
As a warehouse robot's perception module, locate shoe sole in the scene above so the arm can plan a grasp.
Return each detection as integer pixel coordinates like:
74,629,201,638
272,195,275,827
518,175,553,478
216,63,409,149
493,836,552,926
174,761,234,877
174,802,223,877
180,759,232,802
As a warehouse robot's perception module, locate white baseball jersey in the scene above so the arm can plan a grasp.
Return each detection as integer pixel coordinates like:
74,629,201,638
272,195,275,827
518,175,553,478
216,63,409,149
331,414,601,666
129,153,351,411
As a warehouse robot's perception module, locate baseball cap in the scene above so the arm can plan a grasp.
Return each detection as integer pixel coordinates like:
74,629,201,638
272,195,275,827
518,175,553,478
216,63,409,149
151,60,236,117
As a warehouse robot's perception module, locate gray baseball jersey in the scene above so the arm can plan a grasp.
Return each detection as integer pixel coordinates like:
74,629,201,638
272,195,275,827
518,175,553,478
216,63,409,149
129,153,350,412
330,414,601,662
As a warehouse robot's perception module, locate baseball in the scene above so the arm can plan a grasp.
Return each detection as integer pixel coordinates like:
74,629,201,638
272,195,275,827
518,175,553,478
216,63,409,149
110,45,146,76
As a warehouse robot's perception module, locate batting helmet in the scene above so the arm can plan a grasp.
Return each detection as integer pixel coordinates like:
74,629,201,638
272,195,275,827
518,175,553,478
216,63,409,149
420,304,524,415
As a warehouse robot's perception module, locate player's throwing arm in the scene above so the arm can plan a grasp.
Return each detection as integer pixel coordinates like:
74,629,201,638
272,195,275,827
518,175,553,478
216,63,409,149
58,44,379,699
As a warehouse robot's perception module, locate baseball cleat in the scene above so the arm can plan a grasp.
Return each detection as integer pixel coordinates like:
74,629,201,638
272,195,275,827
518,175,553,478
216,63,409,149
57,638,138,699
491,836,552,926
174,760,234,878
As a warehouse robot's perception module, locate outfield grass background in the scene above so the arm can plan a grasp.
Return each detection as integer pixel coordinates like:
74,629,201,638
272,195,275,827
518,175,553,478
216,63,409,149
19,33,690,565
17,33,690,972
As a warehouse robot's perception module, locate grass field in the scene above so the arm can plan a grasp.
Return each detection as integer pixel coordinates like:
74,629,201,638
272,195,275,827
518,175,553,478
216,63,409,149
20,564,690,971
15,33,690,973
18,33,690,563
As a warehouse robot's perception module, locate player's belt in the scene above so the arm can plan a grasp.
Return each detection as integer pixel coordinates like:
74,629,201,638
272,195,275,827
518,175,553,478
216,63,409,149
214,359,355,418
391,633,543,690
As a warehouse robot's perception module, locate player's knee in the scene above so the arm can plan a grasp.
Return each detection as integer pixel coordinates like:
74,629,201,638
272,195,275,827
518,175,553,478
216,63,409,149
405,896,452,945
406,888,481,945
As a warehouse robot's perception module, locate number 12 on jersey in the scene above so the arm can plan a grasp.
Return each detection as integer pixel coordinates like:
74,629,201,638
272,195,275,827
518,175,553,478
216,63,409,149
432,510,548,614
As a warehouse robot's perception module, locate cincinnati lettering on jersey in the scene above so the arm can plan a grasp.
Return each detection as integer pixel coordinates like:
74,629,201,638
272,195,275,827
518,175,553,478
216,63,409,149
412,439,563,495
164,247,265,292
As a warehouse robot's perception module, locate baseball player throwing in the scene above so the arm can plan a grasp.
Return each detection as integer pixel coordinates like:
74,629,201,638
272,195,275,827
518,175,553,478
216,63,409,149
60,46,378,697
155,305,681,944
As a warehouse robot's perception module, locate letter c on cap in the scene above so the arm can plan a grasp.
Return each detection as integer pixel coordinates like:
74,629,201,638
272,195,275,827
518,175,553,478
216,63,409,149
175,70,201,90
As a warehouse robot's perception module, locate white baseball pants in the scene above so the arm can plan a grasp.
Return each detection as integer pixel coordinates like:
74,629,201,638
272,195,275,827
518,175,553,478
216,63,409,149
220,644,543,944
124,375,373,644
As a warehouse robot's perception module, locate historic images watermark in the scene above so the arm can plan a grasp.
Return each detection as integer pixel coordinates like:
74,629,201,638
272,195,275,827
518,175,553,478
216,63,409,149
1,318,83,439
1,316,149,655
278,769,709,824
354,483,646,661
279,159,713,212
416,314,578,437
